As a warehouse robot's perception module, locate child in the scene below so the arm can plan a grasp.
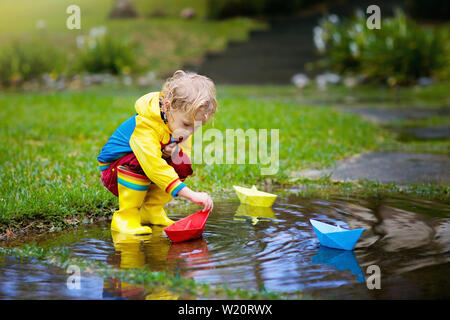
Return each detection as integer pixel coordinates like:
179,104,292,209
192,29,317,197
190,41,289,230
97,70,216,235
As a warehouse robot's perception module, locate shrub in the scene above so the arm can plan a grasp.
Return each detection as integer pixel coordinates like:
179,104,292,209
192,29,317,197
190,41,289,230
314,10,449,85
75,27,138,75
0,37,65,86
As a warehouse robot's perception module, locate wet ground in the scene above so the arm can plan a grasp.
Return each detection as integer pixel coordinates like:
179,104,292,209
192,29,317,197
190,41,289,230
294,104,450,184
293,152,450,184
330,152,450,185
1,193,449,299
338,107,450,125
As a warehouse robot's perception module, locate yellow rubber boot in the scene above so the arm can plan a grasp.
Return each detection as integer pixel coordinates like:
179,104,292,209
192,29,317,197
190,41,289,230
111,166,152,235
111,231,151,268
145,287,179,300
140,184,175,226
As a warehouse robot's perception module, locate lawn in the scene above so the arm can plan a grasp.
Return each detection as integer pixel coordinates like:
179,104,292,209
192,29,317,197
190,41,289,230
0,84,393,233
216,82,450,108
0,0,266,77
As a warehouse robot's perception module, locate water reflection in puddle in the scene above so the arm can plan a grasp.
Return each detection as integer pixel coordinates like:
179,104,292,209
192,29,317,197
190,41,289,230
1,194,449,299
0,255,105,299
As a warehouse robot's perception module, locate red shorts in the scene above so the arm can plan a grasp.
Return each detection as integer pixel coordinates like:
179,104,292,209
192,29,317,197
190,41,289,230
100,151,192,197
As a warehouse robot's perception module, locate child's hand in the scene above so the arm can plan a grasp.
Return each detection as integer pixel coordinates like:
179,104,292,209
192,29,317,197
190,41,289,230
190,192,214,212
177,187,213,212
162,142,177,159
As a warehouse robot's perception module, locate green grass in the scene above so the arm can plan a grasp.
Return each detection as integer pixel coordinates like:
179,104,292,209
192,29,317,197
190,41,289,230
216,82,450,107
0,0,266,77
0,84,393,232
189,95,390,189
282,178,450,202
0,0,211,34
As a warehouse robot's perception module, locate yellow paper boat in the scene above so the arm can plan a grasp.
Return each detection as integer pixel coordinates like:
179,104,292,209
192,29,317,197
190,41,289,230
233,185,277,207
234,204,276,225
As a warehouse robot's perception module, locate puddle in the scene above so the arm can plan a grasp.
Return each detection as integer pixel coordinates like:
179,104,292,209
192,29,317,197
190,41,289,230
0,255,105,299
1,194,449,299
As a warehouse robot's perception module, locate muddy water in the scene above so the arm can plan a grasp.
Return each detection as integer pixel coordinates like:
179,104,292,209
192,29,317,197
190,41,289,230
1,194,449,299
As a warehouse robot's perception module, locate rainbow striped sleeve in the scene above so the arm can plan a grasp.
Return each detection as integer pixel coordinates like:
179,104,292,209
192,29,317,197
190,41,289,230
98,161,111,171
165,178,186,197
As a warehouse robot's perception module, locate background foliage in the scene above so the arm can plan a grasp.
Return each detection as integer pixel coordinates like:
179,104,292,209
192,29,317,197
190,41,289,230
315,10,449,85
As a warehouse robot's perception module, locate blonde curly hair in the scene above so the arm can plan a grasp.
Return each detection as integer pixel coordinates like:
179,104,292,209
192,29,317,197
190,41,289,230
160,70,217,123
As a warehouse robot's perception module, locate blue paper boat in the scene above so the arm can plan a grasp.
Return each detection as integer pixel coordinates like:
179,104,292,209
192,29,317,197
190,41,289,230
310,219,364,251
311,246,365,282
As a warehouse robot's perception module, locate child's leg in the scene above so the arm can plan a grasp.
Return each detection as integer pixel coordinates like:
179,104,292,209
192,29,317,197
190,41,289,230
140,183,175,226
111,166,152,235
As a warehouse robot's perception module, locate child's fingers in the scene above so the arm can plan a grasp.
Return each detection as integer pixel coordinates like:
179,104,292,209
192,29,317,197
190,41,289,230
166,142,177,150
162,143,177,158
201,199,209,212
208,196,213,212
163,143,176,153
206,196,213,212
203,200,210,212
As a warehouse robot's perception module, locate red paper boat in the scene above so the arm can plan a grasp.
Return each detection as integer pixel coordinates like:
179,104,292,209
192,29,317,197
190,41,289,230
164,209,210,242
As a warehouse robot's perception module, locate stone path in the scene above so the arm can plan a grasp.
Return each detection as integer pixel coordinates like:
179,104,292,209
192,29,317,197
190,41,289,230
293,103,450,185
330,152,450,185
294,152,450,185
338,107,450,125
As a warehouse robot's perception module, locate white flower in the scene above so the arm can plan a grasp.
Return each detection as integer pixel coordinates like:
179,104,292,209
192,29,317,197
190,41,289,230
354,23,363,33
291,73,310,88
89,26,107,38
313,26,323,38
76,35,85,49
386,37,394,49
332,33,341,43
349,42,359,57
316,72,341,89
324,72,341,84
328,14,339,24
314,36,326,52
313,26,326,52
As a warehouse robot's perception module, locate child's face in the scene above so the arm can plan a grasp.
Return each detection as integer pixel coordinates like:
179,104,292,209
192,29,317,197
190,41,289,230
166,107,206,142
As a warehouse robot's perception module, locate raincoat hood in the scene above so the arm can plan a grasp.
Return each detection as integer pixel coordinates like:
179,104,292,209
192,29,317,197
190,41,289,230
134,91,172,135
